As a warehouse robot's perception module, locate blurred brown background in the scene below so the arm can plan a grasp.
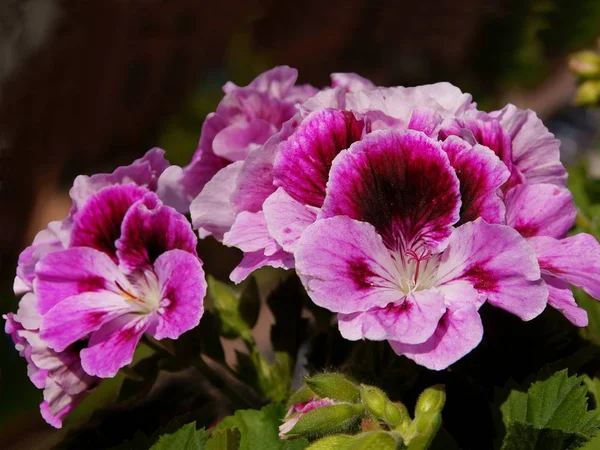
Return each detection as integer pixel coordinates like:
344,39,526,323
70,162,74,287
1,0,599,448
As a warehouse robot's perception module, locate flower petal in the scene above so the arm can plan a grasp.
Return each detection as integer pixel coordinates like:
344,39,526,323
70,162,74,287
223,211,280,256
321,130,461,252
442,136,510,224
70,184,151,260
150,249,206,340
116,194,197,273
190,161,243,240
330,72,375,92
505,184,576,238
408,108,443,137
338,289,446,344
545,276,588,327
230,248,294,284
80,315,149,378
528,234,600,300
213,120,277,162
263,188,318,253
40,291,136,352
34,247,127,315
296,216,401,314
390,306,483,371
491,104,566,186
273,109,365,208
437,219,547,320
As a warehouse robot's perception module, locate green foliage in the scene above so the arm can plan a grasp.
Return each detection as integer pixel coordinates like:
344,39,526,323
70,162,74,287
150,423,210,450
499,370,600,449
205,429,242,450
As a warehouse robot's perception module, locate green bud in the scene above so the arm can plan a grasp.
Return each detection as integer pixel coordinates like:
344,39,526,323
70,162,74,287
304,373,361,403
415,385,446,416
287,384,318,409
288,403,365,439
359,384,389,418
405,411,443,450
570,50,600,77
342,431,398,450
306,435,352,450
384,400,410,430
575,80,600,106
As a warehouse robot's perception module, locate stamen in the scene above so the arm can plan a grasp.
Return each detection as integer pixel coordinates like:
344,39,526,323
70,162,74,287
115,280,141,302
405,249,431,285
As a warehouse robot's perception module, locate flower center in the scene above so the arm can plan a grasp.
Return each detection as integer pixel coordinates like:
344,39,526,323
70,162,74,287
115,269,162,314
395,247,438,294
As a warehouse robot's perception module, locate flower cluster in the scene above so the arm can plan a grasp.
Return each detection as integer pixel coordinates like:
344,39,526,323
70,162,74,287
191,67,600,370
5,150,206,427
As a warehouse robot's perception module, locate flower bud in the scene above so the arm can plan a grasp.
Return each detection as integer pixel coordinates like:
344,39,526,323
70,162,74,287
287,403,365,439
343,431,398,450
405,411,443,450
570,50,600,77
304,373,360,403
415,385,446,416
575,80,600,106
287,384,317,409
306,435,352,450
384,401,410,430
359,384,389,418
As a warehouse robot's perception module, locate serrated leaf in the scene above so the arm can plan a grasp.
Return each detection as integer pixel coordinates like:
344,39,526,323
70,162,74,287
205,428,241,450
216,404,287,450
500,422,588,450
499,370,600,449
150,423,209,450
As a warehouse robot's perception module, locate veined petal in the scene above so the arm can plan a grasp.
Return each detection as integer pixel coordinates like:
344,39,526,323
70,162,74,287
229,248,294,284
295,216,401,314
80,315,150,378
35,247,128,315
505,184,576,238
223,211,280,256
545,277,588,327
408,108,443,137
190,161,243,241
528,234,600,300
321,130,461,252
338,289,446,344
442,136,510,224
70,184,151,260
213,120,277,162
437,219,547,320
150,249,206,340
40,291,137,352
116,194,197,273
263,188,318,253
273,109,365,208
491,104,566,186
390,306,483,371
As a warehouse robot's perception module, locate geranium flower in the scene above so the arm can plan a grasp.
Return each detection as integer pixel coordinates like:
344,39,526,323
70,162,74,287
294,130,547,370
279,398,337,438
5,149,205,427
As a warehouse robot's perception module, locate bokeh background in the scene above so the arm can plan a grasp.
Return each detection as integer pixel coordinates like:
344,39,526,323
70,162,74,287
1,0,600,448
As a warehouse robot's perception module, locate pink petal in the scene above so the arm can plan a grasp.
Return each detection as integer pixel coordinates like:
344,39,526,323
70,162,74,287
81,315,150,378
223,211,280,256
321,130,460,252
529,234,600,300
156,166,191,213
263,188,318,253
213,120,277,162
116,194,197,273
35,247,128,315
437,219,547,320
505,184,576,239
408,108,443,137
390,306,483,370
190,161,243,240
491,104,566,186
330,73,375,92
545,277,588,327
70,184,152,260
442,136,510,224
338,289,446,344
296,216,401,314
40,291,136,352
150,249,206,340
273,108,365,208
230,248,294,284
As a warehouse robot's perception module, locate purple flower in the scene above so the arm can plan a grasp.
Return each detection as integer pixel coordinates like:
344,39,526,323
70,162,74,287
5,149,206,427
172,66,319,210
295,130,546,370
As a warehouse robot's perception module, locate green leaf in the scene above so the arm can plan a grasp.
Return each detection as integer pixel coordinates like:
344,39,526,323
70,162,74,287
205,428,241,450
216,403,287,450
499,369,600,449
150,423,209,450
208,276,260,341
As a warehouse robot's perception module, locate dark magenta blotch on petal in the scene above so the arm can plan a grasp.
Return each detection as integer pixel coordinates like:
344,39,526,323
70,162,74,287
273,108,365,208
